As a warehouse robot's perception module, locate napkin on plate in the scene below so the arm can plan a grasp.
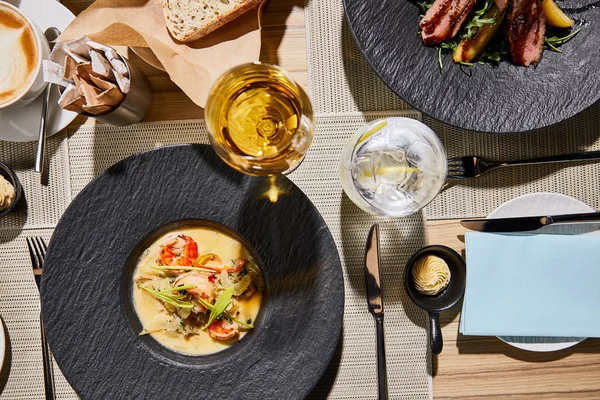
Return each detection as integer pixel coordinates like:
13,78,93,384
460,232,600,337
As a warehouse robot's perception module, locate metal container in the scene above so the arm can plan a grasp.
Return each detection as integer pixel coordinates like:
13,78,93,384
93,53,152,126
59,46,153,126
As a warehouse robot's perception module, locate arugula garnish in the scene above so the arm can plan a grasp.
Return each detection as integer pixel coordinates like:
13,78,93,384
462,0,496,40
545,28,581,52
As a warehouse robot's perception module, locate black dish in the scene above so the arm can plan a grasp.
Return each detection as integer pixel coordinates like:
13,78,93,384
0,160,22,219
41,144,344,399
404,245,466,355
343,0,600,133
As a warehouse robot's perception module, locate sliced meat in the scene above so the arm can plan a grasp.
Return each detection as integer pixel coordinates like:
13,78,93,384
494,0,508,11
504,0,547,66
420,0,478,45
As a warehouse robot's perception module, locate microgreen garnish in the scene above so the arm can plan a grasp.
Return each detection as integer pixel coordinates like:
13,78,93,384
158,284,196,293
462,0,496,40
138,284,195,309
545,28,581,52
423,0,580,69
197,297,254,329
417,0,433,16
202,287,234,330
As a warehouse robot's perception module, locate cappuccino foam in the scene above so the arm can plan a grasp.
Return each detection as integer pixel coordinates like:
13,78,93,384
0,5,38,106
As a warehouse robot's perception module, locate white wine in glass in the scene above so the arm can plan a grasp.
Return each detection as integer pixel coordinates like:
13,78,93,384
205,62,315,175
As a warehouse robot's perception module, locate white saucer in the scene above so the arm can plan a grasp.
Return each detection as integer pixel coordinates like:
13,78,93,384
489,192,597,352
0,0,77,142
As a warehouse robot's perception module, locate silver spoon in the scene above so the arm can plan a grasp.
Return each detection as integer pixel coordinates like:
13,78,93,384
35,27,61,174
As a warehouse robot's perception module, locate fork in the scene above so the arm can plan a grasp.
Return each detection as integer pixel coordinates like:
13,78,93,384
26,237,55,400
447,151,600,179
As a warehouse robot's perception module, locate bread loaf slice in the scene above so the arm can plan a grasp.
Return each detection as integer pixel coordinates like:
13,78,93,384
163,0,263,43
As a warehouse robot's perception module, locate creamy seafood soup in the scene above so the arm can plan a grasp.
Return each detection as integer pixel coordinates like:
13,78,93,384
132,227,263,355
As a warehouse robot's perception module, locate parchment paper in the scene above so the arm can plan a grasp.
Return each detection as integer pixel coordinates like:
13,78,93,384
59,0,262,108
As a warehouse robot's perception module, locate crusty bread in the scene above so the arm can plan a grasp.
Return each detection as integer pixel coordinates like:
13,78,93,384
163,0,263,43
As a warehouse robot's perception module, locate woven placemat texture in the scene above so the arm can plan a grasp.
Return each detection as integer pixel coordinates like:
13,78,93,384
68,120,208,197
305,0,600,219
0,133,71,230
0,228,76,400
305,0,410,114
66,116,431,399
427,104,600,218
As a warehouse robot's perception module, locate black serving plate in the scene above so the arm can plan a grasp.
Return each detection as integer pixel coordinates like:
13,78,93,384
41,144,344,399
343,0,600,133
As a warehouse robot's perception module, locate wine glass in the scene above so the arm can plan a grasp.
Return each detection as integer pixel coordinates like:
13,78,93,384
205,62,315,176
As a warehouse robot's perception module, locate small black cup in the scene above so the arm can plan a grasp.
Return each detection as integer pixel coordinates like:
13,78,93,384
404,245,466,355
0,161,22,219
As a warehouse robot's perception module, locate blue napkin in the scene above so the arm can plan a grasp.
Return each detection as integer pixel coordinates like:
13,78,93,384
460,232,600,337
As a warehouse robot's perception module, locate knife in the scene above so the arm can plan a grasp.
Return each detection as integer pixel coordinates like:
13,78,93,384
461,211,600,232
365,223,388,400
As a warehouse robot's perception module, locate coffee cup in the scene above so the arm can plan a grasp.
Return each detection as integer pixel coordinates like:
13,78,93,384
0,2,50,110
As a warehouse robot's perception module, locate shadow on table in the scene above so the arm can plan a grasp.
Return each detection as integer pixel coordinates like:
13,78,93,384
426,300,463,377
338,194,426,293
338,194,434,378
0,318,12,395
259,0,306,66
456,335,600,362
0,129,70,239
0,196,27,244
434,101,600,193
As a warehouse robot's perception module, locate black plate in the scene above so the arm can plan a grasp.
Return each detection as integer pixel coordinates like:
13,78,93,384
41,144,344,399
343,0,600,133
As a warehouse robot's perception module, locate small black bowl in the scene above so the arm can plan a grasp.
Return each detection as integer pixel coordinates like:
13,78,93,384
404,245,466,355
0,161,22,219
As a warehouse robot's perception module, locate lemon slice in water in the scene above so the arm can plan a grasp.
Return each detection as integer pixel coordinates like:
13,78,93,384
357,120,388,145
361,166,421,178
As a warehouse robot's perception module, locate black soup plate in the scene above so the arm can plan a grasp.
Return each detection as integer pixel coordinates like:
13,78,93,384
343,0,600,133
41,144,344,399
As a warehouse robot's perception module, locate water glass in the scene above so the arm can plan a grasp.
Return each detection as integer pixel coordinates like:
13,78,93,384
340,117,447,217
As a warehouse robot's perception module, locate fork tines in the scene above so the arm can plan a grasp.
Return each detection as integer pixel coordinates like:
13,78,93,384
27,237,47,271
447,158,466,177
446,157,468,179
446,156,480,179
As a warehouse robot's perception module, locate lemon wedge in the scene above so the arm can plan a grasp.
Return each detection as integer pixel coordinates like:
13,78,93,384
542,0,574,28
357,120,388,145
360,166,421,178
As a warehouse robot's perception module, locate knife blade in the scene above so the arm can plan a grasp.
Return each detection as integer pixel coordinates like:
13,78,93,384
364,223,388,400
365,223,383,315
461,211,600,232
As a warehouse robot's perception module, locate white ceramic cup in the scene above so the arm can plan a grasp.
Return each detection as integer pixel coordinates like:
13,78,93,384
0,2,50,110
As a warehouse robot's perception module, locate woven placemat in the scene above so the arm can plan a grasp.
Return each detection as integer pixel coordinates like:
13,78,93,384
0,228,76,400
306,0,410,114
426,106,600,218
305,0,600,219
0,133,71,230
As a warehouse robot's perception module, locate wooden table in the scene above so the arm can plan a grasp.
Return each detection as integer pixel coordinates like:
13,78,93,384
61,0,600,398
